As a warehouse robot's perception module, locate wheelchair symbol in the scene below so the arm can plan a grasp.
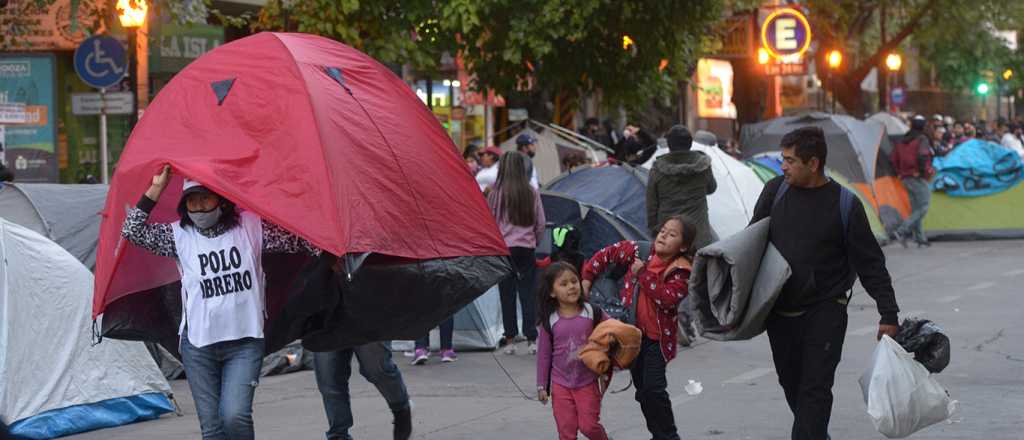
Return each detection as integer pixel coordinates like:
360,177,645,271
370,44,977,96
84,39,124,79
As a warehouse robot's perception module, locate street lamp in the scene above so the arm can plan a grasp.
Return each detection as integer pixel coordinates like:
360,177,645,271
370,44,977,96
117,0,147,133
884,53,902,111
825,50,842,113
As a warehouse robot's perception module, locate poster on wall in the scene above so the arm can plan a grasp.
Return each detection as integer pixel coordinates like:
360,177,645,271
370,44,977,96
696,58,738,119
0,55,59,182
0,0,107,51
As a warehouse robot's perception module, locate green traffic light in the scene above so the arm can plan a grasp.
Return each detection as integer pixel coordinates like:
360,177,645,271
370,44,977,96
976,83,990,94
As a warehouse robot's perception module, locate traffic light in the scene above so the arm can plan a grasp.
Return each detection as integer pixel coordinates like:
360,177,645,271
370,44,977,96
976,82,990,95
1003,69,1014,81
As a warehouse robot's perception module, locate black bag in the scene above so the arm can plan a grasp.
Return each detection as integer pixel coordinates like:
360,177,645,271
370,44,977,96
894,318,951,373
588,241,651,323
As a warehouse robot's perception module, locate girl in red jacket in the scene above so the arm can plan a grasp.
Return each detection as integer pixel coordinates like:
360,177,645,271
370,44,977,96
582,215,695,440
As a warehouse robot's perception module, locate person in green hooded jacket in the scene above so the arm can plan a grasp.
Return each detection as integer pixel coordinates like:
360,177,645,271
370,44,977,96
646,125,718,251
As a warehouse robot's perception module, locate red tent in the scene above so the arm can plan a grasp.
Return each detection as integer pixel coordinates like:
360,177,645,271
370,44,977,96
93,33,510,349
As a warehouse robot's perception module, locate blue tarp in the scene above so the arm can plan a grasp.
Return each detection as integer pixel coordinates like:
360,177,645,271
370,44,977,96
753,155,784,175
10,393,174,439
545,165,649,232
932,139,1023,197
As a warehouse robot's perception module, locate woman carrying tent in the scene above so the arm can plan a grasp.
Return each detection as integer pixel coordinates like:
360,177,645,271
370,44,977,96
488,151,546,355
121,165,319,439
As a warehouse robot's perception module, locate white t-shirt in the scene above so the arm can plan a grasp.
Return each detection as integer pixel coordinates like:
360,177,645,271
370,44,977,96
172,211,266,348
474,161,540,192
1001,133,1024,159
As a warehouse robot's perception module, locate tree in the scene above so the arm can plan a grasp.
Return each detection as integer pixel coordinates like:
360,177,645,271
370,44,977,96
807,0,1024,115
254,0,453,74
441,0,723,113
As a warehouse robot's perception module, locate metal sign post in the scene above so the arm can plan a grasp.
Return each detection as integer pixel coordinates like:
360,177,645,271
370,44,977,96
100,89,109,184
74,36,127,184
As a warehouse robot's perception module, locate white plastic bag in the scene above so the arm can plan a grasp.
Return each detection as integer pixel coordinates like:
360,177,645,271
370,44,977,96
859,335,958,438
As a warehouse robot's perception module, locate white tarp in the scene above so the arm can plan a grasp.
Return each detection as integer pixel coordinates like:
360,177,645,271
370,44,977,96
643,142,764,240
0,218,171,425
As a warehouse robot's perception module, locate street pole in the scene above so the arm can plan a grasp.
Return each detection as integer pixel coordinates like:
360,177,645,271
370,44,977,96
100,88,109,184
127,28,138,131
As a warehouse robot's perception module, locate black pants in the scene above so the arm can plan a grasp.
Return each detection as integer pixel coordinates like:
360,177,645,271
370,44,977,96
499,247,538,341
630,337,680,440
767,300,848,440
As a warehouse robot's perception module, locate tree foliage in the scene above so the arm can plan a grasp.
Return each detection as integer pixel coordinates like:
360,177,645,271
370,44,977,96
805,0,1024,114
254,0,453,73
441,0,723,110
254,0,724,111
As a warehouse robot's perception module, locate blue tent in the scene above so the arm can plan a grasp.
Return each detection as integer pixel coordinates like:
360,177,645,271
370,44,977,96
544,164,650,234
931,139,1023,197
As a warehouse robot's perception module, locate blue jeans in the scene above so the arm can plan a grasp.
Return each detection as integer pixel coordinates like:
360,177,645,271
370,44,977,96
180,336,264,440
313,342,411,440
415,317,454,350
898,177,932,242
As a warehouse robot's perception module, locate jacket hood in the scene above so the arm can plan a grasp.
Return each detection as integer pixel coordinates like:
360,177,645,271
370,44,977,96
652,150,712,176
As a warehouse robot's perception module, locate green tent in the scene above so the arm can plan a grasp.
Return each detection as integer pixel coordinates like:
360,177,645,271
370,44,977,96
924,183,1024,240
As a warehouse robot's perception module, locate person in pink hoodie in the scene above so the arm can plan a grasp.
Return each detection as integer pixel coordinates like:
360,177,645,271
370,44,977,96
488,151,546,355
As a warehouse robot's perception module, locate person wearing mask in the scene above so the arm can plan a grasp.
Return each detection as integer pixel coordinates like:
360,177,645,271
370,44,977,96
749,127,900,440
475,146,504,193
646,125,717,250
122,166,320,439
515,133,541,189
890,116,935,248
489,151,546,355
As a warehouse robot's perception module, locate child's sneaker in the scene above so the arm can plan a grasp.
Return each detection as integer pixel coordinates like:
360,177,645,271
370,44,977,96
528,341,538,355
441,349,457,363
411,348,429,365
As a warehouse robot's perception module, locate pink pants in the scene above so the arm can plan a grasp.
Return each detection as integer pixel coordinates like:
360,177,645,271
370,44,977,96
551,381,608,440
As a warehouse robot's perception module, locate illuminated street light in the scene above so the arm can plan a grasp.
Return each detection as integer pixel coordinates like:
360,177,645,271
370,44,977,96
885,53,902,72
622,35,635,51
826,50,842,69
116,0,147,28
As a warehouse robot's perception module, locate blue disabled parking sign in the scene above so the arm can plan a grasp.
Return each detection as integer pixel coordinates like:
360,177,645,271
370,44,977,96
74,36,127,89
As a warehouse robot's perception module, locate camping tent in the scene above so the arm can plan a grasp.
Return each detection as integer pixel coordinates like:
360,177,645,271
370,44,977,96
868,112,910,136
740,113,910,233
642,142,764,240
394,286,504,352
0,183,108,269
544,164,650,233
923,139,1024,240
499,121,611,184
0,219,173,439
539,191,649,259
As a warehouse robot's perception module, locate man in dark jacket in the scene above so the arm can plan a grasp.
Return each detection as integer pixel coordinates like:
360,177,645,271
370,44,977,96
891,115,934,248
646,125,717,249
749,126,900,440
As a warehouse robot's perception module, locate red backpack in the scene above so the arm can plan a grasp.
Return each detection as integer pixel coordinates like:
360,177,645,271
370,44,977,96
891,136,935,179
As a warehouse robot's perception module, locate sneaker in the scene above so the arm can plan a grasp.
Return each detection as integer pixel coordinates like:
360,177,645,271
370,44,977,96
503,344,516,355
916,240,932,248
393,406,412,440
411,348,429,366
528,341,538,355
441,349,457,363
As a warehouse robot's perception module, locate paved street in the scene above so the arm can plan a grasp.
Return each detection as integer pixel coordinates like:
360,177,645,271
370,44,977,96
71,240,1024,439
